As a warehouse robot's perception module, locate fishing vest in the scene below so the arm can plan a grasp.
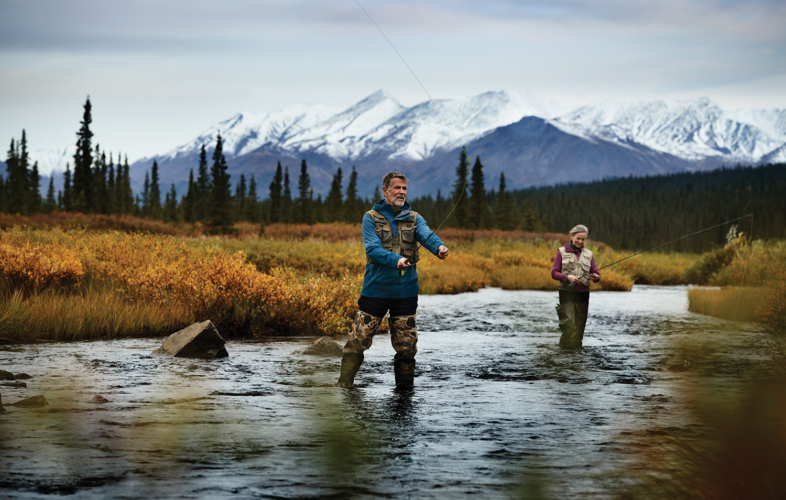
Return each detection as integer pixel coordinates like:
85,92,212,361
559,246,593,289
366,209,420,265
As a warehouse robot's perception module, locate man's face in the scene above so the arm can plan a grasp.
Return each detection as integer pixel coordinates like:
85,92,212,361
383,177,408,209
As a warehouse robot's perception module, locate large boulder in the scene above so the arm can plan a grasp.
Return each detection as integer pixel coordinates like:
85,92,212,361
153,320,229,359
296,336,343,357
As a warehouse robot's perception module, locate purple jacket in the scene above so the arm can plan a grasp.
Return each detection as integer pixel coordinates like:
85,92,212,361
551,243,600,292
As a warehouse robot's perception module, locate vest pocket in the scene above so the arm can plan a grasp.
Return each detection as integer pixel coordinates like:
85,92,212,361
401,229,415,243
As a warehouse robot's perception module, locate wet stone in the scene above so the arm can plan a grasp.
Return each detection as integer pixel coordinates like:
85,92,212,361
0,369,14,380
10,395,48,407
90,395,110,404
14,373,32,380
153,320,229,359
1,381,27,388
296,336,343,357
0,393,5,413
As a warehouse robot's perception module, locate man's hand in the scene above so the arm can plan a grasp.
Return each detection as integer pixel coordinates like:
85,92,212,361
437,245,449,259
397,257,412,270
590,273,600,282
567,275,579,284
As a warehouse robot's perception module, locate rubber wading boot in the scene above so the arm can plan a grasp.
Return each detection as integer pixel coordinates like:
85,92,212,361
337,352,364,387
393,358,415,388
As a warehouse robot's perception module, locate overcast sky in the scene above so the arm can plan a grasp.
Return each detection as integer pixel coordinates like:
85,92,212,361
2,0,785,160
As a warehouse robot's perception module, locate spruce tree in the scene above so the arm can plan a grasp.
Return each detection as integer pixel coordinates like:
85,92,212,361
183,169,197,223
45,177,57,213
148,160,162,218
294,159,313,224
19,131,32,213
62,163,73,212
314,193,324,223
469,156,490,229
94,149,108,214
452,149,470,227
281,166,293,223
164,184,178,222
344,166,359,223
494,172,513,230
268,161,283,223
106,153,116,214
196,144,210,221
246,175,259,223
208,134,234,233
122,155,134,214
324,167,343,222
28,161,41,213
142,172,150,216
72,97,94,212
5,138,23,213
235,174,247,221
372,185,381,203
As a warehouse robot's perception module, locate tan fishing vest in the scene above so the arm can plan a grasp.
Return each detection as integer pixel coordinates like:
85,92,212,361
559,246,593,289
366,209,420,265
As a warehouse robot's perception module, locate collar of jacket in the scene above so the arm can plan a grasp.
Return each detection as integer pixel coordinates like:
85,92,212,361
565,242,583,254
373,199,413,220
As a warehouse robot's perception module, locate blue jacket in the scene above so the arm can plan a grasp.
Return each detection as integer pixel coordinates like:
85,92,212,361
360,199,445,299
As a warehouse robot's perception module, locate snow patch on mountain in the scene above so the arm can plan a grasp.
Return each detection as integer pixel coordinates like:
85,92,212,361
28,146,76,177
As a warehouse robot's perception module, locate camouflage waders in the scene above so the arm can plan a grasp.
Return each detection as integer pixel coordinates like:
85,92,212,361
338,310,383,387
337,311,419,387
389,315,418,387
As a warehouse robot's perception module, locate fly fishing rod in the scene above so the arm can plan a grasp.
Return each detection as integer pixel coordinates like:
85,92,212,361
354,1,469,277
569,214,754,287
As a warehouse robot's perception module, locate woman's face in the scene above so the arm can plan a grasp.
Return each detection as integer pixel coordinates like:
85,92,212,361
572,232,587,248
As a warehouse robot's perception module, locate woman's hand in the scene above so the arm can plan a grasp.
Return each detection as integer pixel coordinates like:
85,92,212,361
567,275,579,284
590,273,600,282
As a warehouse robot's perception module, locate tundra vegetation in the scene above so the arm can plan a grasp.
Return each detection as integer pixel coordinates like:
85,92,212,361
0,216,783,343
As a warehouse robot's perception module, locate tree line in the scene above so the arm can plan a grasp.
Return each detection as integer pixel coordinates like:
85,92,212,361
3,97,784,249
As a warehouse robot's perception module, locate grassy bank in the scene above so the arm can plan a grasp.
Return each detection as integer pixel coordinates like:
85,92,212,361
6,217,777,342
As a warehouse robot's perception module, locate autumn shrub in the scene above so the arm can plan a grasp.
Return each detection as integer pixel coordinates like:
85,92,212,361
490,265,554,290
0,238,85,293
262,223,362,242
418,255,489,294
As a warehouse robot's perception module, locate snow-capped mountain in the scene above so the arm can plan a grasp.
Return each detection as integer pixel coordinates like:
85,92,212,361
47,89,781,197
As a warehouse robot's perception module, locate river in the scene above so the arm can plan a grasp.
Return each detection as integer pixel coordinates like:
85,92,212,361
0,286,779,499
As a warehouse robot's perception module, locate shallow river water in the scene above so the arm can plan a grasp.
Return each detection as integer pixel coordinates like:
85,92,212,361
0,286,777,499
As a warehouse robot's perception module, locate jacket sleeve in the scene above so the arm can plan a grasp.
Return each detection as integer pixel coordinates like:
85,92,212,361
415,214,444,256
552,250,566,282
590,256,601,281
363,213,401,269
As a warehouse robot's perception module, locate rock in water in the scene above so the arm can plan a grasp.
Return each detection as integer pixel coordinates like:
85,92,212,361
90,395,110,404
10,395,48,407
297,336,343,357
1,381,26,388
0,370,14,380
14,373,32,380
0,393,5,413
153,320,229,359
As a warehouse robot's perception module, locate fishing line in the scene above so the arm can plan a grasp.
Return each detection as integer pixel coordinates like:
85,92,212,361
354,0,469,268
575,214,754,281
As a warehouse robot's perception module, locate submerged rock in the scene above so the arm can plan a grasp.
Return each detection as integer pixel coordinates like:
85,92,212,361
90,395,110,404
0,370,14,380
14,373,32,380
296,336,343,357
0,393,5,413
1,381,27,388
153,320,229,359
10,395,48,407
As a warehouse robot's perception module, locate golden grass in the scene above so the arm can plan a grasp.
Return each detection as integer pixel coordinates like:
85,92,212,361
687,287,769,323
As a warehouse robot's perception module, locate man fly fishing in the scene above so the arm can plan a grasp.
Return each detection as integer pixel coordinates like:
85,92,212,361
338,171,449,388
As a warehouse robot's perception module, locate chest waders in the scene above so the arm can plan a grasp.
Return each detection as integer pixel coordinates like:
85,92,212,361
556,247,593,348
